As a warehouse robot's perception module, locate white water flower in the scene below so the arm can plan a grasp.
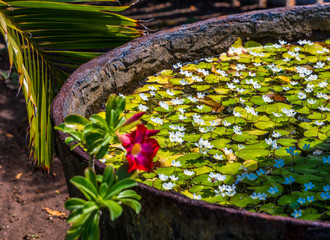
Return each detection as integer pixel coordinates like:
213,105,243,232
307,99,317,104
158,174,169,181
233,110,242,117
262,95,273,103
319,81,328,88
173,63,182,69
169,175,179,181
196,105,204,110
139,93,148,101
148,86,157,91
273,43,281,49
171,98,184,105
150,117,163,125
192,75,204,82
236,64,246,71
283,86,291,91
199,127,208,133
163,182,175,190
171,160,182,167
179,79,189,85
239,97,246,104
314,121,324,126
273,112,282,117
233,125,242,135
166,89,175,96
138,104,148,111
184,169,195,176
297,92,306,100
213,153,223,161
187,95,198,103
222,120,231,127
238,144,245,150
223,147,233,155
272,131,281,138
227,82,236,90
179,114,187,120
279,40,287,45
193,193,201,200
318,105,330,111
314,61,325,69
313,149,323,156
159,101,169,110
281,108,297,117
197,92,205,99
178,108,185,114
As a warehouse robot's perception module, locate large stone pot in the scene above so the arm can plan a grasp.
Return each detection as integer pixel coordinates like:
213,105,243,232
52,4,330,240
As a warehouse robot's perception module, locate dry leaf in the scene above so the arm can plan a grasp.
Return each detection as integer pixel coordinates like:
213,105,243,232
199,96,224,113
266,94,286,102
42,207,66,218
5,133,14,138
221,150,237,163
15,172,23,179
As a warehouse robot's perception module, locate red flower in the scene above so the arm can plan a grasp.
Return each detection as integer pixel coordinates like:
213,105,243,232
118,124,160,172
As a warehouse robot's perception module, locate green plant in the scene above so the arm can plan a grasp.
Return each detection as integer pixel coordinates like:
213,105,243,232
65,166,141,240
56,95,160,239
0,0,142,171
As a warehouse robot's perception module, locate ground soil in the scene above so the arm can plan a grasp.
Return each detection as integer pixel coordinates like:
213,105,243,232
0,76,70,239
0,1,320,239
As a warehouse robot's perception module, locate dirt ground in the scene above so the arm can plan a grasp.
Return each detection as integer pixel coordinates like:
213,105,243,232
0,77,70,239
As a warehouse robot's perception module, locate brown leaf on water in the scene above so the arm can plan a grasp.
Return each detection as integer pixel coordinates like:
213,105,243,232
221,150,237,163
15,172,23,179
265,94,286,102
199,96,224,113
42,207,66,218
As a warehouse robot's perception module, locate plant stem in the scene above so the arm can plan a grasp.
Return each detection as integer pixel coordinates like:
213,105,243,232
89,155,94,170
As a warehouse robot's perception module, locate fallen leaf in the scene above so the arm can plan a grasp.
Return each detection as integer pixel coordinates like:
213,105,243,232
42,207,66,218
199,96,224,113
15,172,23,179
189,5,197,11
266,94,286,102
5,133,14,138
221,150,237,163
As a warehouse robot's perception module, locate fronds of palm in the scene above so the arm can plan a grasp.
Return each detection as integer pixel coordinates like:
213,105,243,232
0,0,142,172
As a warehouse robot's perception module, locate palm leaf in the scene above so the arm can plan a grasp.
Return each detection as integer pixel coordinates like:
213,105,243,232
0,0,142,171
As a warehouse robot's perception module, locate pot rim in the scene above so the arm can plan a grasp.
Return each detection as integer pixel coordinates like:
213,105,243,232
51,3,330,228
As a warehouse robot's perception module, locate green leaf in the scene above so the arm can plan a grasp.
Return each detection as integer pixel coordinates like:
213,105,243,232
102,200,123,221
214,162,242,175
117,190,141,200
120,199,141,214
230,193,254,208
65,198,86,211
102,165,115,186
64,115,89,131
84,168,97,190
105,178,137,199
70,176,98,201
278,195,298,206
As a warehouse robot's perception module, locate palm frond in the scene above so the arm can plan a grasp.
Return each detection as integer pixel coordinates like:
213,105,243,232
0,0,142,172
